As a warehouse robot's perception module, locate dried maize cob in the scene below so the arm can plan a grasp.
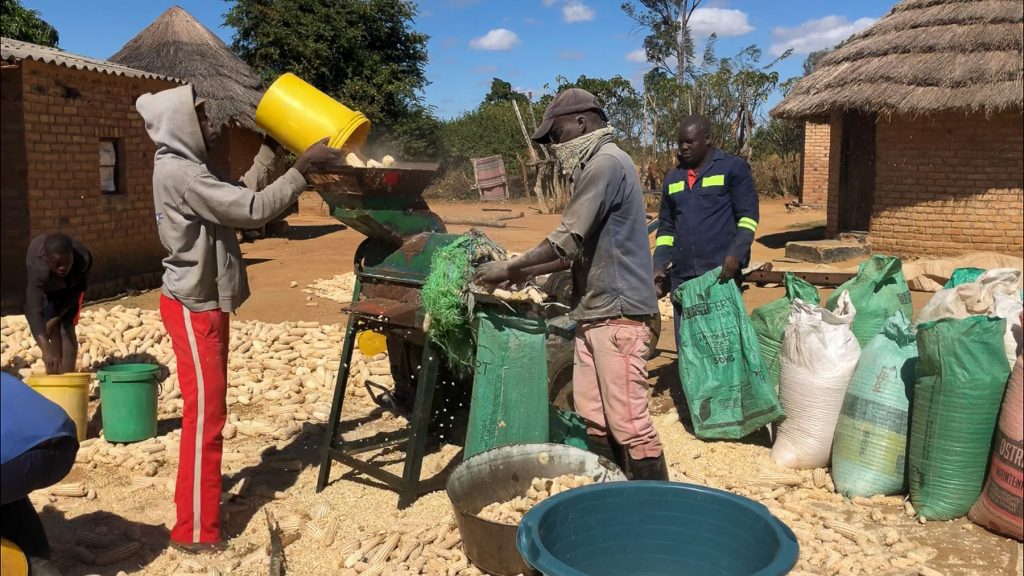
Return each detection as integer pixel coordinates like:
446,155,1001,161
345,533,385,568
812,468,827,489
825,520,875,544
77,531,115,548
753,471,805,487
69,545,96,564
312,500,330,520
51,483,87,497
277,514,304,533
94,541,141,565
369,533,401,564
177,558,205,572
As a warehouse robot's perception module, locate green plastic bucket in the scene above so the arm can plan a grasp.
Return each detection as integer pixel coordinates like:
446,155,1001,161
97,363,161,442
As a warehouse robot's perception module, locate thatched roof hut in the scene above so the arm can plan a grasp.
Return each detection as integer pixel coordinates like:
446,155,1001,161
772,0,1024,119
111,6,262,131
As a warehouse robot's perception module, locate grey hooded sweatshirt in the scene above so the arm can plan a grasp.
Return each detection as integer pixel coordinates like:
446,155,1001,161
136,85,307,313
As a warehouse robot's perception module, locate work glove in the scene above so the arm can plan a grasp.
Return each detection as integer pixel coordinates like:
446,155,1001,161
718,255,741,284
293,137,344,177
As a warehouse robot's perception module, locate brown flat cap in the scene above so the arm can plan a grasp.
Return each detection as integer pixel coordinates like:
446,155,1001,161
532,88,607,144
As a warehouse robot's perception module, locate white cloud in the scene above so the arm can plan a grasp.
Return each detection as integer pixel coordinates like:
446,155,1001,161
470,28,520,51
689,7,754,38
770,15,876,56
626,49,647,63
563,1,595,23
542,0,558,6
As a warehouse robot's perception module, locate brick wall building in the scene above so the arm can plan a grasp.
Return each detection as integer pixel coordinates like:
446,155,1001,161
773,0,1023,259
1,38,179,313
868,112,1023,256
804,110,1023,258
799,119,830,207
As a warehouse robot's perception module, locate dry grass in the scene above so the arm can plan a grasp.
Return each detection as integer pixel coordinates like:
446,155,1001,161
110,6,263,132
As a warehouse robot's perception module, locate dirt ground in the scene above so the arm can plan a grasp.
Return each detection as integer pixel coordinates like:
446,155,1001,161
15,195,1014,575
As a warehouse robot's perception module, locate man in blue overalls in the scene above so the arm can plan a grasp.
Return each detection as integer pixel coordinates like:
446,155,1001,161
653,115,759,336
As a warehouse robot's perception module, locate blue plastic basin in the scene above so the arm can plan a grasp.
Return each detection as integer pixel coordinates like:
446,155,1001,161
517,481,799,576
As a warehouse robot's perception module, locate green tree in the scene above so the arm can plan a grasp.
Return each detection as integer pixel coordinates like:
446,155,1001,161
621,0,702,86
803,48,831,76
751,79,804,159
554,74,644,150
440,102,533,197
225,0,438,158
643,43,787,158
802,34,856,76
1,0,59,47
482,78,528,106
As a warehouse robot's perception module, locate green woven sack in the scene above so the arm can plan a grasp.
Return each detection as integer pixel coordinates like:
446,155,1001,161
749,273,820,391
832,311,918,497
464,309,550,459
827,255,913,347
673,268,783,439
944,267,985,289
549,406,589,451
909,316,1010,520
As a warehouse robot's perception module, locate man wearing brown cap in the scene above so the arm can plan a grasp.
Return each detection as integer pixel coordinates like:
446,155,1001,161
476,88,667,480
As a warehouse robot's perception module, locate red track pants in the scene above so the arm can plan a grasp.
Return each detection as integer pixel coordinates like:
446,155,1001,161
160,295,229,544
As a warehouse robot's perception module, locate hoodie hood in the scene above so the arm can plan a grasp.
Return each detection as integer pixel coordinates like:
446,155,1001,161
136,84,207,164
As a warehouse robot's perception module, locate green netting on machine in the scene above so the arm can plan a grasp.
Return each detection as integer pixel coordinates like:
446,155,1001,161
421,230,506,374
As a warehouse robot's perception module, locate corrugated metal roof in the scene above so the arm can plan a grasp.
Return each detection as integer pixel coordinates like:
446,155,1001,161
1,37,180,82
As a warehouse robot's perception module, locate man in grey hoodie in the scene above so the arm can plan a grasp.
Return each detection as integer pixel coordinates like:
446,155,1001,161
136,84,340,551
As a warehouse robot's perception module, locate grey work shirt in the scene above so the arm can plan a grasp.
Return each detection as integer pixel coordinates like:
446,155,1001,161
546,135,659,322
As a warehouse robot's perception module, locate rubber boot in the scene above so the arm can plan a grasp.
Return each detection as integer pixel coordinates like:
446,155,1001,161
627,453,669,481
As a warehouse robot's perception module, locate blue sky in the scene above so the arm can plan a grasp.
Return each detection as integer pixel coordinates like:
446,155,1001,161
27,0,892,119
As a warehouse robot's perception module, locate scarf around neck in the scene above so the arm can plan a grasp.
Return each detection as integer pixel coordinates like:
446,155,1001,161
552,126,615,178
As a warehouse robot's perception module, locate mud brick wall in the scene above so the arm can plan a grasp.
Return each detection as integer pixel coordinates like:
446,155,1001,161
1,66,30,311
869,112,1023,257
799,119,830,207
1,59,179,312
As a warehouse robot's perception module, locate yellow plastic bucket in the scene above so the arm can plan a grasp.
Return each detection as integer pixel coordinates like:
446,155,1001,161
0,538,28,576
255,72,371,155
28,372,91,441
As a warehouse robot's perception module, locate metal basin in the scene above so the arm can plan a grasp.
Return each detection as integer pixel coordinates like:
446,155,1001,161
446,443,627,576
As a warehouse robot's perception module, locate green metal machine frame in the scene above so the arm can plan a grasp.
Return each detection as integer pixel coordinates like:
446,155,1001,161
311,164,472,507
